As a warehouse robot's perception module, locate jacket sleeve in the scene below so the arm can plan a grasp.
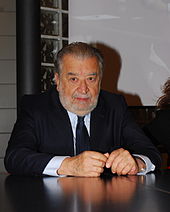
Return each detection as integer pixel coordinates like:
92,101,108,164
119,96,162,169
4,96,55,176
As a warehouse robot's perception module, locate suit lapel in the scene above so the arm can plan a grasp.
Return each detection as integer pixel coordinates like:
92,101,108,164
50,87,74,155
90,94,106,153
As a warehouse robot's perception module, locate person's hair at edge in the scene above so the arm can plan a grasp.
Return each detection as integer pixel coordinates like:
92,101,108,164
54,42,104,77
157,77,170,109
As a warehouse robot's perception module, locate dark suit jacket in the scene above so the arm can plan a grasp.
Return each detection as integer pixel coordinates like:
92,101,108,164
144,109,170,156
4,87,161,175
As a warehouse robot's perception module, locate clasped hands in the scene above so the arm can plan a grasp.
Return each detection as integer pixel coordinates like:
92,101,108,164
58,148,146,177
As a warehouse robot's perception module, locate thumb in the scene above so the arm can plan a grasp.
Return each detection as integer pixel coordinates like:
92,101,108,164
104,152,109,158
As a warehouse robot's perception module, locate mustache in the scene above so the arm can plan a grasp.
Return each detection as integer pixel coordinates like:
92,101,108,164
73,93,91,99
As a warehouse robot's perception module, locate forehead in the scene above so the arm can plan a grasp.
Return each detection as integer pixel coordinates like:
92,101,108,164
61,54,100,71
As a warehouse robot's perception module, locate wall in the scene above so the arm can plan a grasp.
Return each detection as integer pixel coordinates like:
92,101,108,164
0,0,16,172
69,0,170,106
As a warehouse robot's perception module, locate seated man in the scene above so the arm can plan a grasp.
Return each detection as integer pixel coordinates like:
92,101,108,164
4,42,161,176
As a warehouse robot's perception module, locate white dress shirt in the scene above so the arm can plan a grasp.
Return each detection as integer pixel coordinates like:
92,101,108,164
43,111,155,176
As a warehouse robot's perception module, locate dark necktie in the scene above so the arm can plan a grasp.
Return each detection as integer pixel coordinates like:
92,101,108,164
76,116,90,155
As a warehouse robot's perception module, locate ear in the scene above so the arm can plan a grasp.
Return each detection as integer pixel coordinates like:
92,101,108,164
54,73,60,91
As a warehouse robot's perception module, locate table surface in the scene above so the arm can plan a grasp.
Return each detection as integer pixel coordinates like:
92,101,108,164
0,170,170,212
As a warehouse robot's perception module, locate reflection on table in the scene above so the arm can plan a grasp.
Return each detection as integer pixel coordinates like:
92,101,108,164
57,176,139,204
1,170,170,212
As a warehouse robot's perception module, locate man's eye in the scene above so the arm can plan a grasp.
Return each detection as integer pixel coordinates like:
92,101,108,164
70,77,77,82
88,77,96,81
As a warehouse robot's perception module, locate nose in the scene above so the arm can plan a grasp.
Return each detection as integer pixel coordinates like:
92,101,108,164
78,80,89,94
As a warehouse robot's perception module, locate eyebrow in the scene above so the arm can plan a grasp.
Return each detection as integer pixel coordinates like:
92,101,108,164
67,72,97,76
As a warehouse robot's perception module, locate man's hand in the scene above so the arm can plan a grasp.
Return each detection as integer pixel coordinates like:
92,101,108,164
57,151,108,177
106,148,145,175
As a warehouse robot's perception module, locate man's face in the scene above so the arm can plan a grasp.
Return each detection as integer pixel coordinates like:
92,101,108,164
55,54,102,116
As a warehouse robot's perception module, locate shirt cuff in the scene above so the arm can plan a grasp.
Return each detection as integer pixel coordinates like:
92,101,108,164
133,154,155,175
43,156,69,176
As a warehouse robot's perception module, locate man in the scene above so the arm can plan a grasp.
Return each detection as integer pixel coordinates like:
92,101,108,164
4,42,161,176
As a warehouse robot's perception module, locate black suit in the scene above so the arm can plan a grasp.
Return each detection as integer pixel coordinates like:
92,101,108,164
4,87,161,175
144,109,170,157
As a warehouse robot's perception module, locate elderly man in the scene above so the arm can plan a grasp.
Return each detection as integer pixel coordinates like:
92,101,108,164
4,42,161,176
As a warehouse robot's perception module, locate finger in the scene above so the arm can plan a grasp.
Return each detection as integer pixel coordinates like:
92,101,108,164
83,162,104,176
86,171,101,177
111,157,125,174
108,151,124,170
127,166,138,175
115,156,138,175
91,158,106,168
110,150,135,174
93,166,104,174
118,164,135,175
104,153,109,158
90,152,108,162
106,149,124,168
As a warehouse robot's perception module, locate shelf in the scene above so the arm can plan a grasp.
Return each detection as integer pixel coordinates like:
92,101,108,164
40,0,68,92
41,62,55,67
40,6,68,14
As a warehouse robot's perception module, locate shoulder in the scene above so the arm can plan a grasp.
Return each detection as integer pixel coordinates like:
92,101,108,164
146,109,170,129
95,90,128,115
99,90,127,107
156,109,170,114
19,86,59,112
156,109,170,120
100,90,125,99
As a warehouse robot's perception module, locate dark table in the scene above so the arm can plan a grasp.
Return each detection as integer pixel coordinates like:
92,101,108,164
0,170,170,212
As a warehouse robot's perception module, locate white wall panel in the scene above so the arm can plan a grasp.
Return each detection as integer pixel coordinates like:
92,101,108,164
0,0,16,172
0,37,16,60
69,0,170,106
0,13,16,35
0,0,15,12
0,61,16,83
0,134,10,157
0,159,6,173
0,109,16,133
0,85,16,108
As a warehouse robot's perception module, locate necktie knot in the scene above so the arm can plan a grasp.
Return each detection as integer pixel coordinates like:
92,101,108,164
77,116,85,124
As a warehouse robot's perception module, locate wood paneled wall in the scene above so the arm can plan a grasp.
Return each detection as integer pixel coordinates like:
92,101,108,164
0,0,16,172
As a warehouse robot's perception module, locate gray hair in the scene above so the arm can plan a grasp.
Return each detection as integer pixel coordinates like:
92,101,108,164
54,42,104,76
